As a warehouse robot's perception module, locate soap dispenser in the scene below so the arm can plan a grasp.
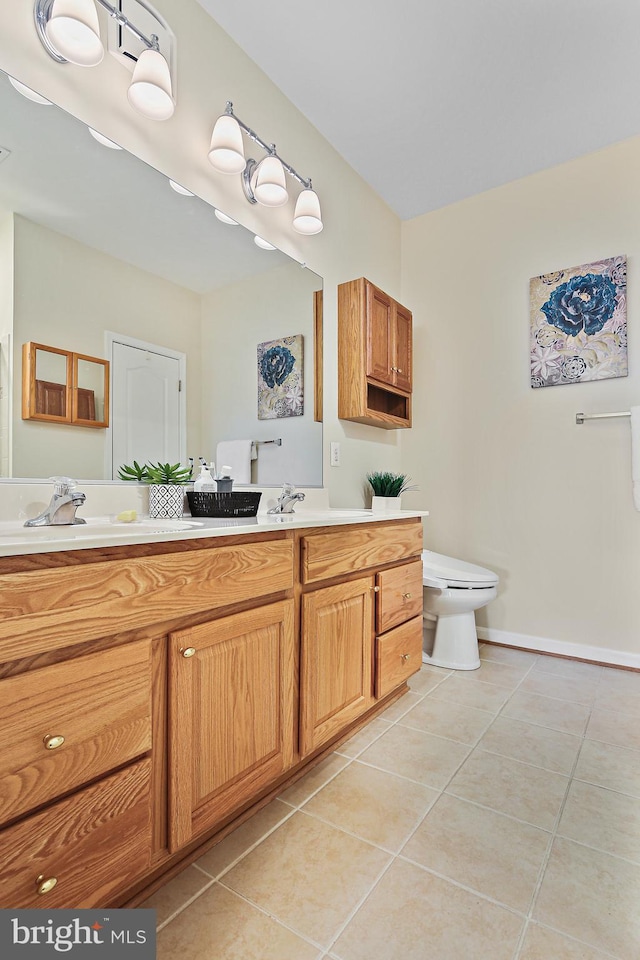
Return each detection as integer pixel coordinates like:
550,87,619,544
194,463,215,492
216,465,234,494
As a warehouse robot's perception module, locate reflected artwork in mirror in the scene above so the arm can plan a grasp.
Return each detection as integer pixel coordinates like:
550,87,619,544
0,69,323,486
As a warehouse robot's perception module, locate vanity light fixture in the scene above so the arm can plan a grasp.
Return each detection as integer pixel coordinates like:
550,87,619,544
208,102,323,235
8,76,52,105
33,0,175,120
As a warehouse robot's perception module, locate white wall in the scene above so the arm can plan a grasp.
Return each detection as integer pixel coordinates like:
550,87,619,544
12,216,202,478
0,0,403,505
201,262,322,485
402,137,640,660
0,212,13,475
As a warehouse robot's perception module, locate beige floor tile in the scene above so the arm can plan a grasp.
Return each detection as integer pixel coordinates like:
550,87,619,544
157,882,321,960
574,739,640,799
558,779,640,863
401,793,550,912
480,644,538,666
531,655,603,682
502,690,590,736
140,865,213,927
408,664,452,694
519,672,598,705
459,658,533,688
447,750,569,830
332,858,524,960
278,754,350,805
333,718,391,759
534,837,640,959
519,922,615,960
358,723,471,789
593,685,640,720
428,674,513,712
586,705,640,752
222,811,391,948
303,760,438,852
597,666,640,696
398,695,494,745
378,690,422,722
478,716,582,775
196,799,293,878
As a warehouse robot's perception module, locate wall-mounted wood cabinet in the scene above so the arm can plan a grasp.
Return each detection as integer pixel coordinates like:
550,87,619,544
338,278,413,429
22,341,110,428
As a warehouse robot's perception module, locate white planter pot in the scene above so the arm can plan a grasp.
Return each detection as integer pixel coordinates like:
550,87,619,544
148,484,185,519
371,495,402,514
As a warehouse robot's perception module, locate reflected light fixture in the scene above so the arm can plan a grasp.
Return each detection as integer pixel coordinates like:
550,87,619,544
214,209,238,226
169,180,194,196
88,126,122,149
254,236,276,251
208,102,323,235
8,76,52,104
34,0,175,120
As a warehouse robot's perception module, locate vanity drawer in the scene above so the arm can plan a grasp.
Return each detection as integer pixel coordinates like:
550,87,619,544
375,615,423,699
0,640,152,825
376,559,423,633
301,519,422,584
0,758,152,908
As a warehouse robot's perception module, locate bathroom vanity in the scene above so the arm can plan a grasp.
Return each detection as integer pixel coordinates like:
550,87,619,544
0,512,423,908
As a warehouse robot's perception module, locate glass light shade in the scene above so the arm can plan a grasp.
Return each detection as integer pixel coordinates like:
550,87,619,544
293,188,323,235
253,156,288,206
127,49,174,121
254,236,276,250
169,180,194,196
214,209,238,225
8,77,51,105
88,127,122,149
208,115,246,174
45,0,104,67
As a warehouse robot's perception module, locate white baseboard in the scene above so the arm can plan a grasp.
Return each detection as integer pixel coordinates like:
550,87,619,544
477,626,640,671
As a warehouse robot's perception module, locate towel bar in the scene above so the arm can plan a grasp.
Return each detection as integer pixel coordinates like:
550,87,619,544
576,411,631,424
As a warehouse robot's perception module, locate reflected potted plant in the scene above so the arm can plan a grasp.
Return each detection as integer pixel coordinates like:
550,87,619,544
366,471,414,513
118,460,192,519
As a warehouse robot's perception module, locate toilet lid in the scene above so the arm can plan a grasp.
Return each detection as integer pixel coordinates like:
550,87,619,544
422,550,498,587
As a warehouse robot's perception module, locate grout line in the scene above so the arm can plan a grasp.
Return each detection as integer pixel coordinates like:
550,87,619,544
154,875,217,932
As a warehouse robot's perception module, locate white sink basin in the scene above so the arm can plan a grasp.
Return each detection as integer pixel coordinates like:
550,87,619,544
0,517,203,545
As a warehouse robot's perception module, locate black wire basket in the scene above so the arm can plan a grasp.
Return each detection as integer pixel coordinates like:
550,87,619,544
187,491,262,518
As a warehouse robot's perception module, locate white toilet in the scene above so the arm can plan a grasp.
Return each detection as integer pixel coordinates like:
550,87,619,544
421,550,498,670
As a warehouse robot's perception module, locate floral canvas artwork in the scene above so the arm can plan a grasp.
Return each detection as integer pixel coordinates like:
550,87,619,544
257,334,304,419
530,255,627,388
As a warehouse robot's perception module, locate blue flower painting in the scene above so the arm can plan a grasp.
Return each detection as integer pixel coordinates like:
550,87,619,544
530,255,627,388
257,334,304,419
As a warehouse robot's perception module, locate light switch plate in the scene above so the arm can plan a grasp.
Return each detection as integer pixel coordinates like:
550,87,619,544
330,442,341,467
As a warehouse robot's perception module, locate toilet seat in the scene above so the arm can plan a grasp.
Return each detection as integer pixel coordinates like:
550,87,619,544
422,550,498,589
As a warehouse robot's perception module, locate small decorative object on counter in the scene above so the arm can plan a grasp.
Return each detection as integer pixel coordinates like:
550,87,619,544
367,471,415,513
216,465,234,493
118,460,192,519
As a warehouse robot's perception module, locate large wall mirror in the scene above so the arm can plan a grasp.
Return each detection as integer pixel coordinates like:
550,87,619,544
0,69,323,486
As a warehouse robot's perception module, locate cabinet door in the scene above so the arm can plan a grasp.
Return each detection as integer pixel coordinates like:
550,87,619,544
365,283,394,386
168,600,295,852
300,577,374,757
393,303,412,393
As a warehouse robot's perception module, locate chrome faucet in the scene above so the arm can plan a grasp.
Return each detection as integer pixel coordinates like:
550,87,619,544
24,477,87,527
267,482,306,514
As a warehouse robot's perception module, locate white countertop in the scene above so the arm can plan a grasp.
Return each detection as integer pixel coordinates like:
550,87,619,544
0,509,428,558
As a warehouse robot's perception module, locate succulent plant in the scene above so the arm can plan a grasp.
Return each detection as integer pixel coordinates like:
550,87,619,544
118,460,150,482
118,460,191,484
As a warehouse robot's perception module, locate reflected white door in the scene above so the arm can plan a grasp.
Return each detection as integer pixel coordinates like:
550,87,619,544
110,338,185,479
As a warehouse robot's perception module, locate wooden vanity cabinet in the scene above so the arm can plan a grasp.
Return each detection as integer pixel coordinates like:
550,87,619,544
168,600,296,851
299,520,423,757
338,277,413,429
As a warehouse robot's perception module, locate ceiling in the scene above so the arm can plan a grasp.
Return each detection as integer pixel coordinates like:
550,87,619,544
197,0,640,220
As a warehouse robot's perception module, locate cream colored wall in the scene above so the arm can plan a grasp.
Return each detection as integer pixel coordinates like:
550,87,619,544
201,263,322,485
0,0,402,504
402,138,640,657
12,216,201,478
0,212,13,475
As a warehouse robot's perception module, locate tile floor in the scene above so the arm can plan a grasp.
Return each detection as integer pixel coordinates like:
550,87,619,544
143,644,640,960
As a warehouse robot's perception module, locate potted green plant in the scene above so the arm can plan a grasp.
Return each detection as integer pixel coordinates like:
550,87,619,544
118,460,192,519
366,471,413,513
